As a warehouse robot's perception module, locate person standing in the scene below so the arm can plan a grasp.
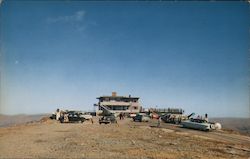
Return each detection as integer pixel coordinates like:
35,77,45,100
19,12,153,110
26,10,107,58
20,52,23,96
56,108,61,121
157,116,162,127
119,113,122,120
204,113,208,122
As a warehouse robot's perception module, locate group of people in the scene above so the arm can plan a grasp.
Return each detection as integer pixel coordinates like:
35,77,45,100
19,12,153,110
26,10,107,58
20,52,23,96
119,112,126,120
55,109,69,122
196,113,209,122
54,108,94,124
157,113,209,127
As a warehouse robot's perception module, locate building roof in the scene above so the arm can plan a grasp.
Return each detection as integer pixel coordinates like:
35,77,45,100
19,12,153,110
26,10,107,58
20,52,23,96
97,96,139,99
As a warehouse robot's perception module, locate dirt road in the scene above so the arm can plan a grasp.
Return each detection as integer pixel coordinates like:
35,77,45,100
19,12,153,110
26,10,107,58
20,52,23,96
139,120,250,145
0,117,250,159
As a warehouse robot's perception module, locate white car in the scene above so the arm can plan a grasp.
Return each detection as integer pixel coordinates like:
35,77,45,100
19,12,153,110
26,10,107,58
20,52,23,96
80,114,92,120
181,118,215,131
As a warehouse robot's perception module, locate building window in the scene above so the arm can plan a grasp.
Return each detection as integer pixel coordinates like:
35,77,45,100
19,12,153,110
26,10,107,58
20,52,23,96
124,106,129,110
111,106,129,110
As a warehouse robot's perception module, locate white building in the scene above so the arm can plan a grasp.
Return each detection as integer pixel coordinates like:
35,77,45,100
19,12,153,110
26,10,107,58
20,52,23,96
95,92,141,115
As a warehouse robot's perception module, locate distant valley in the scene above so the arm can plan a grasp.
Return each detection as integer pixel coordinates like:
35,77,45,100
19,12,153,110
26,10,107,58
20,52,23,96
0,114,49,127
0,114,249,135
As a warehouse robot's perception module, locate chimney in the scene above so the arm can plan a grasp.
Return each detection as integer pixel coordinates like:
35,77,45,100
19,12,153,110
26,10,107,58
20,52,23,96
112,92,117,97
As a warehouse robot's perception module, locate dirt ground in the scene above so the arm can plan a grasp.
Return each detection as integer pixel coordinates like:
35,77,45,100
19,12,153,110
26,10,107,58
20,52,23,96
0,117,250,159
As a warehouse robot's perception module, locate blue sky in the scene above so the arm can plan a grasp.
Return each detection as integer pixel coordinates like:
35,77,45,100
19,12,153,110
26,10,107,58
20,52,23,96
0,1,249,117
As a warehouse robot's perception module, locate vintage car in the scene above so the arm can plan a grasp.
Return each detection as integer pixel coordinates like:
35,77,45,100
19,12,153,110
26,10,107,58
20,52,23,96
150,112,160,119
99,116,117,124
161,112,195,124
98,105,117,124
50,113,56,120
60,111,85,123
181,118,215,131
133,114,150,122
129,113,137,118
80,113,93,120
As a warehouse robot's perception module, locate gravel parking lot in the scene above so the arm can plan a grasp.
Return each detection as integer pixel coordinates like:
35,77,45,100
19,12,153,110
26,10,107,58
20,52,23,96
0,117,250,159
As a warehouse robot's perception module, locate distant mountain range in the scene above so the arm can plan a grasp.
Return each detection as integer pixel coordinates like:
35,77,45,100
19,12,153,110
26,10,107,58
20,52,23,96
0,114,49,127
211,118,250,135
0,114,249,135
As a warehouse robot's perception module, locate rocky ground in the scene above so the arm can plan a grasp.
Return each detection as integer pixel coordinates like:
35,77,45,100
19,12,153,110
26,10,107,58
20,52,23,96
0,117,250,159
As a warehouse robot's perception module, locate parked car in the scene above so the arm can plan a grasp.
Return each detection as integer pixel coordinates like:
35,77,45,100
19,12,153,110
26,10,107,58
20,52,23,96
133,114,150,122
181,118,215,131
50,113,56,120
161,112,195,124
80,114,93,120
60,111,85,123
150,112,160,119
99,116,117,124
129,113,137,118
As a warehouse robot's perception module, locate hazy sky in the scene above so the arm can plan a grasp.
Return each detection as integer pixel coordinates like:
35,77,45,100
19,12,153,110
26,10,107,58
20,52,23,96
0,1,249,117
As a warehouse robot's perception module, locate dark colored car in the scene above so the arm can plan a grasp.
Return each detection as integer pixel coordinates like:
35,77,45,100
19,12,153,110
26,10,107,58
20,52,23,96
99,116,117,124
133,114,150,122
50,113,56,120
60,111,85,123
